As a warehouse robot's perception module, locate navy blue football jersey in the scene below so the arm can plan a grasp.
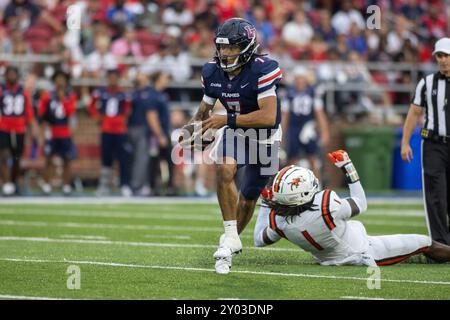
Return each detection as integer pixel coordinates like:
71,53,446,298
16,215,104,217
201,56,282,135
283,85,322,132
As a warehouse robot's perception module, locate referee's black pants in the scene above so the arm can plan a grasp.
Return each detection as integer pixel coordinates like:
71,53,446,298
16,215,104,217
422,139,450,245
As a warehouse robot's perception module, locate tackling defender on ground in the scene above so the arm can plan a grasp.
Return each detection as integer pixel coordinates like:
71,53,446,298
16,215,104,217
254,150,450,266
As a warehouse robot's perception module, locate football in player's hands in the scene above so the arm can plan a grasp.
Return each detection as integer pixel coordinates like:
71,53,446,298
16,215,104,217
178,122,216,151
327,149,351,168
178,123,196,145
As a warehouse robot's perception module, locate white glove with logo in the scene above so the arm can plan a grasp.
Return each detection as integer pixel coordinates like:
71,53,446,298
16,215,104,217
327,150,359,184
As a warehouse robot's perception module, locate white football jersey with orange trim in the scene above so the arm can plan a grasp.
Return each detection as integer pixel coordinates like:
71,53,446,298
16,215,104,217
268,189,371,265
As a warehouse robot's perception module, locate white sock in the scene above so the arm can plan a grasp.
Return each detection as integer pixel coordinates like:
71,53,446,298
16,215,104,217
223,220,238,238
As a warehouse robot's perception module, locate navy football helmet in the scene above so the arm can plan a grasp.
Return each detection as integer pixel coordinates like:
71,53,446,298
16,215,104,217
214,18,259,72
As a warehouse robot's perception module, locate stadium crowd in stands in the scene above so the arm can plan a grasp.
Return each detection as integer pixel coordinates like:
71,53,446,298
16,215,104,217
0,0,448,196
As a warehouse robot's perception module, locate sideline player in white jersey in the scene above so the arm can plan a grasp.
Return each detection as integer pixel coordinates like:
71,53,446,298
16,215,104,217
254,150,450,266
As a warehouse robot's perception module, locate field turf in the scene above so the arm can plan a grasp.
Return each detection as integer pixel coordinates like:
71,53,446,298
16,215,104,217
0,199,449,300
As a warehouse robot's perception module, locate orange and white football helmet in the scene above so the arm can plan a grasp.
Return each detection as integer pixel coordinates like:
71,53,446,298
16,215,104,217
271,165,319,206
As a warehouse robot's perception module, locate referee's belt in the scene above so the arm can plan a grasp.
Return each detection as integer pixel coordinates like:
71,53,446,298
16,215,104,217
421,128,449,144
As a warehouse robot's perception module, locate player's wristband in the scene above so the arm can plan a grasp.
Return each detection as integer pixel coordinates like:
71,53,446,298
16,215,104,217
227,113,237,129
341,162,360,184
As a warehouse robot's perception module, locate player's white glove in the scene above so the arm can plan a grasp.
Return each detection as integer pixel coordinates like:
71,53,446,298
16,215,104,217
327,149,351,168
327,149,359,184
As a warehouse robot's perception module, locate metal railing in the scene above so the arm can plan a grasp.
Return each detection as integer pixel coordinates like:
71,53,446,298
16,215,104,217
0,53,439,115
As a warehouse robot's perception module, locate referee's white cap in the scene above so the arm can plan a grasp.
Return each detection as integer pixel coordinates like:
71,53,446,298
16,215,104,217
433,37,450,55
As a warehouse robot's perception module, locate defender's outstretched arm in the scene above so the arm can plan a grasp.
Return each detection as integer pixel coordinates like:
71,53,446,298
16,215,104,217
327,150,367,219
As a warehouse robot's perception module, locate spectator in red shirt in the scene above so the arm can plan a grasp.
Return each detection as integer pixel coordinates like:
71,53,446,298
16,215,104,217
422,5,447,39
38,70,77,195
88,69,132,197
0,65,38,195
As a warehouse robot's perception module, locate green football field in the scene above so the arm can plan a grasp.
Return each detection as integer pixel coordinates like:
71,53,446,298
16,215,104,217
0,198,449,300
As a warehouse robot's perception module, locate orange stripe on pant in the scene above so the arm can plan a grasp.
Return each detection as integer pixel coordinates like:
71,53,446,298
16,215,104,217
375,247,430,266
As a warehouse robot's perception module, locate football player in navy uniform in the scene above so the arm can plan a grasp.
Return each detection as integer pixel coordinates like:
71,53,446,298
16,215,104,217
0,66,38,195
38,70,77,195
281,67,329,181
179,18,283,274
88,69,132,197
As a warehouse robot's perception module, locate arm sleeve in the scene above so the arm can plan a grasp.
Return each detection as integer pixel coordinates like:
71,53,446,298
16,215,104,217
333,181,368,220
202,94,216,105
257,59,283,94
411,78,426,108
254,205,282,247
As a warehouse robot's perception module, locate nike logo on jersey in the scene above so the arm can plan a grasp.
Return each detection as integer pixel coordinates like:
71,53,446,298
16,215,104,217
241,83,250,88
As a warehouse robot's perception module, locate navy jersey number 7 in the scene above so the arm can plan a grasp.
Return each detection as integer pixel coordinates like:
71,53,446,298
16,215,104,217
201,56,282,129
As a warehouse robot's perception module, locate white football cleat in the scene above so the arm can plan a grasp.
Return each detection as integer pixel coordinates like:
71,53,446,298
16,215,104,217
2,182,16,196
213,234,242,274
62,184,72,195
215,255,232,275
121,185,133,198
41,183,52,195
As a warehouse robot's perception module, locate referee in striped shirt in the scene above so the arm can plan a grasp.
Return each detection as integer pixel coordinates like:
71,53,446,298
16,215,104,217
401,37,450,246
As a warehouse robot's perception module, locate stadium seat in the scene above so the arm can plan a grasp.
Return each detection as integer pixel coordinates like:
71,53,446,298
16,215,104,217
135,30,161,56
51,4,69,22
24,25,53,39
25,24,54,53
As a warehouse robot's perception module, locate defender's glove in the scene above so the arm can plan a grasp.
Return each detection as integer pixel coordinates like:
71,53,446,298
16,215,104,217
178,122,215,151
327,150,359,184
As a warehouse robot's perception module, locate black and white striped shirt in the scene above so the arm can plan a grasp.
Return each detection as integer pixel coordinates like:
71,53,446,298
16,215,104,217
412,72,450,137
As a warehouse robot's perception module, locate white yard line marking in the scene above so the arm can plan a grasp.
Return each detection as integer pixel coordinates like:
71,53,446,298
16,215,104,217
0,205,218,214
0,210,220,221
143,235,191,240
0,236,299,253
0,294,73,300
0,220,224,232
0,218,427,233
2,257,450,286
59,235,108,240
0,207,426,221
0,197,219,204
340,296,391,300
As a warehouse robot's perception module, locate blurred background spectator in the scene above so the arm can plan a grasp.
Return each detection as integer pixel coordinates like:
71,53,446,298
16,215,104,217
0,0,447,196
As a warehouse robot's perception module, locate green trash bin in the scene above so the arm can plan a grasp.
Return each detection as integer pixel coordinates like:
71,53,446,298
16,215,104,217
343,126,395,190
